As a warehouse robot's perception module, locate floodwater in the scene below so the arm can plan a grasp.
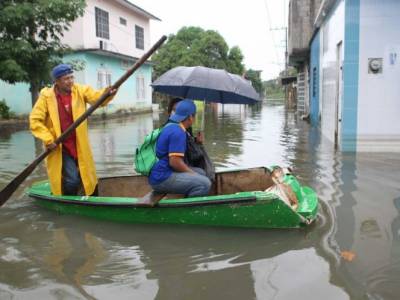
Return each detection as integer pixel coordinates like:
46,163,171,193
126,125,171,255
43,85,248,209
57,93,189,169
0,102,399,300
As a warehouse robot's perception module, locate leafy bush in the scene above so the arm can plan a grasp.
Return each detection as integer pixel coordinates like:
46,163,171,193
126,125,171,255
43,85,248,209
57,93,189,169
0,99,11,119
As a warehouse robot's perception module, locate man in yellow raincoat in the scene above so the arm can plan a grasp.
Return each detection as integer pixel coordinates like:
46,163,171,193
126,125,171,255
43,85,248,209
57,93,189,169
30,64,117,196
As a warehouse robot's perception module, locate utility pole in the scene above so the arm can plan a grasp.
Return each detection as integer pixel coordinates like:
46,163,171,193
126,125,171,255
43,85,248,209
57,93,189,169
271,26,288,101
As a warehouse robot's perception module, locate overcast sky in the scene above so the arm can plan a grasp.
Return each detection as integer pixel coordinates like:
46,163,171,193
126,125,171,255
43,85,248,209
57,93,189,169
132,0,288,81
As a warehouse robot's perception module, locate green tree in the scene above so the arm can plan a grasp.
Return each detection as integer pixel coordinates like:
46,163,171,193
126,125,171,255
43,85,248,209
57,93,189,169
245,69,263,94
0,0,85,106
263,78,284,99
227,46,245,75
152,26,245,78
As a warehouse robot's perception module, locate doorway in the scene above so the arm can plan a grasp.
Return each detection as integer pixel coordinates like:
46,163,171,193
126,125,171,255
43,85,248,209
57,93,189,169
335,41,343,149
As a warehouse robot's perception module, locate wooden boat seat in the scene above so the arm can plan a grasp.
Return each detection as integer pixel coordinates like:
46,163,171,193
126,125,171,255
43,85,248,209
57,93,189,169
136,191,166,207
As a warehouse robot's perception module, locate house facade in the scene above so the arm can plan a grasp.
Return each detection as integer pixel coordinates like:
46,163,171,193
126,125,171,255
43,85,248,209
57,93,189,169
288,0,323,116
1,0,160,115
289,0,400,152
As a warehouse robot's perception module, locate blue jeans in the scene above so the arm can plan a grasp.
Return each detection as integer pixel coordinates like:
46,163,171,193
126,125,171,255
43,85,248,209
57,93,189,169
62,152,81,195
151,167,211,197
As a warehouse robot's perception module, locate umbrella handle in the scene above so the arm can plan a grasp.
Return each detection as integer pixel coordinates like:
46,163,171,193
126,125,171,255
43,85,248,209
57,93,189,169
201,99,205,132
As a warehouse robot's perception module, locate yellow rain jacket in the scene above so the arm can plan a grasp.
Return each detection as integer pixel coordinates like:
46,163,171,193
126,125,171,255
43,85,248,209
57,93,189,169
30,83,114,196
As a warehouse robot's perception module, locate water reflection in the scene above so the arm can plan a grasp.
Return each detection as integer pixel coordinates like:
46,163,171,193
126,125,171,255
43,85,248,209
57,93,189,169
89,114,155,177
1,102,400,299
250,248,348,300
288,117,400,299
0,206,345,299
0,131,36,184
338,154,400,299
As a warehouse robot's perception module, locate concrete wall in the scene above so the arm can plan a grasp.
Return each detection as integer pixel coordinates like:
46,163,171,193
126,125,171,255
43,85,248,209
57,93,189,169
61,13,84,49
288,0,323,65
63,0,151,57
357,0,400,151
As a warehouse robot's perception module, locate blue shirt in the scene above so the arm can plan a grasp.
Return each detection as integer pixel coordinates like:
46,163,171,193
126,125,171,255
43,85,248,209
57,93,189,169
148,122,187,185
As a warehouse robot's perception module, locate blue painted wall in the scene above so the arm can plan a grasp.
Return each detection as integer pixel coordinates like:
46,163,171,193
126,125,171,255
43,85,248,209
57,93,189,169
309,30,320,126
342,0,360,151
65,52,153,113
0,52,153,116
0,81,31,115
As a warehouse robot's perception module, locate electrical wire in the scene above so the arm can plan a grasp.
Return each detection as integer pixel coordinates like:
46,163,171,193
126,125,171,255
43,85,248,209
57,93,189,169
263,0,281,64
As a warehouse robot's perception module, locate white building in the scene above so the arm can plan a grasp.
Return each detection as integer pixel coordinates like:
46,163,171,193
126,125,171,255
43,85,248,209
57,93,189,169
63,0,157,59
1,0,160,115
290,0,400,152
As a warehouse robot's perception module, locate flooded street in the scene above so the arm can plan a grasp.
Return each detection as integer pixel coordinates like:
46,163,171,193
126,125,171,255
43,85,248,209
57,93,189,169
1,102,399,299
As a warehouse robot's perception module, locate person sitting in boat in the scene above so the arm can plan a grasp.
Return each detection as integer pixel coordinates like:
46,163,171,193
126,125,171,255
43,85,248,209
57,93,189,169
149,99,211,197
166,97,215,180
29,64,117,196
167,97,204,145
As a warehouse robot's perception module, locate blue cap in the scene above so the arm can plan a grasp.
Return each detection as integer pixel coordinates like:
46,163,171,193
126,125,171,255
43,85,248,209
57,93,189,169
52,64,73,80
169,99,197,122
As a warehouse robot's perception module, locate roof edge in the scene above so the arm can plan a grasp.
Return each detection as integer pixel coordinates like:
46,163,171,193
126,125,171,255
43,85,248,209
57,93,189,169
314,0,337,28
117,0,161,21
72,48,155,65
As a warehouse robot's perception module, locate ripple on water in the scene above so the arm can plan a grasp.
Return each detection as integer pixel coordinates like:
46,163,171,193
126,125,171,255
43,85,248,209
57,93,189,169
1,246,28,263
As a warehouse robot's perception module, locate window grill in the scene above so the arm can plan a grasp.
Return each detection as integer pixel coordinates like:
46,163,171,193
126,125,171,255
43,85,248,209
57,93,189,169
135,25,144,50
95,7,109,39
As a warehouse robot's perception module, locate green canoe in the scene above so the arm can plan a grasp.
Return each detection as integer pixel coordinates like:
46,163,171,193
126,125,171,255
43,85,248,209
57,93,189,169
27,167,318,229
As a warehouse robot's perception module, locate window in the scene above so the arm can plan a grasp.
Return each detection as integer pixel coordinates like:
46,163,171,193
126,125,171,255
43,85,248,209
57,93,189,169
322,23,329,54
121,59,132,70
120,17,127,26
95,7,109,39
135,25,144,50
312,67,317,97
136,76,145,99
97,70,112,89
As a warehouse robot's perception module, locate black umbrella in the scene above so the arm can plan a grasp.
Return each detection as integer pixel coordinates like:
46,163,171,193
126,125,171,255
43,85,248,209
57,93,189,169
151,66,260,104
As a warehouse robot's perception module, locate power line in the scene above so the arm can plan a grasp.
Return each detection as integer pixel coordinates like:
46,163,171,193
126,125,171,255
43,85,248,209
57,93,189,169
263,0,280,64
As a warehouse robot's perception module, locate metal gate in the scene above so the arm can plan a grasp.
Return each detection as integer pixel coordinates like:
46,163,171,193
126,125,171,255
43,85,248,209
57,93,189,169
297,72,306,114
